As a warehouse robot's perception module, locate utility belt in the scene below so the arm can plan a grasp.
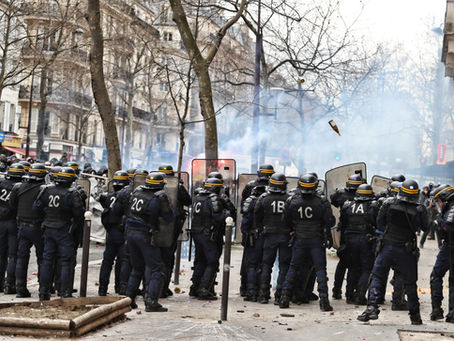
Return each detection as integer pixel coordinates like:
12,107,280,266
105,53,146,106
245,228,261,247
263,225,290,234
18,220,41,228
383,239,420,258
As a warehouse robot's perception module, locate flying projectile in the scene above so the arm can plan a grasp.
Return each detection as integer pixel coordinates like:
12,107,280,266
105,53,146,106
329,120,341,136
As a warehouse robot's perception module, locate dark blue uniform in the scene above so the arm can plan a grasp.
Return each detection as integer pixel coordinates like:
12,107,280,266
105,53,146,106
367,197,428,314
0,177,20,293
339,199,378,303
114,186,173,304
255,190,291,303
190,189,226,299
9,179,45,296
34,183,85,298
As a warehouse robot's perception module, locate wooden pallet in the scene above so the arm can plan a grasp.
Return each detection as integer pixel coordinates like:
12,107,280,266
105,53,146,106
0,296,131,338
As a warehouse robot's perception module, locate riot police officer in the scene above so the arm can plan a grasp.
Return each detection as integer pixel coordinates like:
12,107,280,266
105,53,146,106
279,174,334,311
98,170,129,296
331,173,363,300
255,173,291,304
9,164,47,298
157,165,191,298
242,184,266,302
190,178,227,300
34,167,85,300
0,164,25,294
339,184,378,304
358,180,428,325
241,164,274,208
428,184,454,322
18,161,31,173
117,172,174,312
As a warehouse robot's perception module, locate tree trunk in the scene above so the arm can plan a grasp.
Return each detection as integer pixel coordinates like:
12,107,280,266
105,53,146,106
36,67,48,161
177,122,185,173
86,0,121,177
124,85,134,168
195,65,218,159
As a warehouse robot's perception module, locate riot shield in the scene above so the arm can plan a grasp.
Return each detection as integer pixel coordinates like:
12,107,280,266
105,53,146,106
371,175,390,195
235,174,258,242
176,171,190,242
325,162,367,249
106,180,115,193
133,174,146,190
44,174,52,185
318,179,327,196
287,176,299,192
153,176,179,248
75,178,91,210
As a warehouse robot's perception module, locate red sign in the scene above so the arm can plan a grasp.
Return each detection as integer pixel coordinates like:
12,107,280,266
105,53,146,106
437,143,447,165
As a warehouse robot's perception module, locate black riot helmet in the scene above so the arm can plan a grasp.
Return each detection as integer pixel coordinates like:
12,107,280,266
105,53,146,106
65,161,80,175
268,173,287,193
145,172,166,189
346,174,363,190
7,163,25,179
388,181,402,197
356,184,374,201
112,170,129,188
158,165,174,176
208,172,223,182
56,167,77,184
127,168,137,179
49,166,61,181
134,169,149,179
27,163,47,181
431,184,454,203
391,174,406,182
257,164,275,179
397,179,420,203
308,172,318,180
19,160,31,173
203,177,223,194
298,173,318,194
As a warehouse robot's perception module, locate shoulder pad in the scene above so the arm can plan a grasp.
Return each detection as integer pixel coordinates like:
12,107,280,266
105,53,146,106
370,200,379,208
383,197,396,205
210,194,222,213
445,205,454,224
247,180,256,186
242,196,255,213
155,189,166,197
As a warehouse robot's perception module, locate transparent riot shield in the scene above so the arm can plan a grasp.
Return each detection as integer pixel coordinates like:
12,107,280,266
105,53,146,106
133,175,146,190
153,176,179,248
371,175,390,195
176,172,190,242
106,180,115,193
318,179,327,196
235,173,258,242
44,173,52,185
75,178,91,210
325,162,367,249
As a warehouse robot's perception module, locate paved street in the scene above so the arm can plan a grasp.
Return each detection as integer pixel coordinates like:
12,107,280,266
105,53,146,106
0,238,452,341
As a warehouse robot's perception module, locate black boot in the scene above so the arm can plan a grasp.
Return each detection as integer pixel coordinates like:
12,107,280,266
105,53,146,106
279,292,290,309
0,279,4,292
446,309,454,323
145,296,168,312
346,295,355,304
189,285,198,297
257,285,269,304
197,288,215,300
354,295,368,306
391,299,408,311
309,292,319,301
98,286,107,296
118,282,128,296
409,310,422,325
4,283,16,295
274,289,282,306
357,305,380,322
332,288,342,300
39,286,50,301
240,285,247,297
16,287,31,298
244,289,257,302
430,301,444,321
319,294,333,312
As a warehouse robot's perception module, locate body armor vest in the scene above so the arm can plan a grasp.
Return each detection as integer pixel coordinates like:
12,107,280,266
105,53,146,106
16,181,44,221
43,185,73,228
261,192,290,234
0,178,15,220
343,200,374,234
191,192,212,233
383,200,418,246
102,191,123,228
128,187,156,227
290,193,323,238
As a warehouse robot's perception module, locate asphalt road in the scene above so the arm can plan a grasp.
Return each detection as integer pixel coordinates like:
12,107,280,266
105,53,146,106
0,237,452,341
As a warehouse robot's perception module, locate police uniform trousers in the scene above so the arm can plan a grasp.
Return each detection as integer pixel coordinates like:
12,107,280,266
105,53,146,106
0,219,17,288
40,225,75,294
368,244,419,311
283,237,328,295
191,231,222,290
99,227,127,291
16,222,44,288
430,243,454,309
125,227,163,300
344,233,374,298
260,233,291,295
246,234,264,292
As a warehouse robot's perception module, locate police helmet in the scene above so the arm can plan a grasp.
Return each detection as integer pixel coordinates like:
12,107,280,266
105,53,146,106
127,168,137,179
346,174,363,190
431,184,454,203
7,163,25,179
65,161,80,175
49,166,61,181
308,172,318,180
388,181,402,197
257,164,275,179
208,172,223,182
298,173,318,194
144,172,166,189
27,163,47,180
19,161,31,172
391,174,406,182
203,177,223,194
112,170,129,188
397,180,419,203
134,169,149,178
356,184,374,201
268,173,287,193
56,167,77,183
158,165,174,176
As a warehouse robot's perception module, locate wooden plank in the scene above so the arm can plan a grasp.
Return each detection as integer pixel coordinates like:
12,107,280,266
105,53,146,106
0,326,71,338
0,317,70,330
72,297,131,329
73,307,130,337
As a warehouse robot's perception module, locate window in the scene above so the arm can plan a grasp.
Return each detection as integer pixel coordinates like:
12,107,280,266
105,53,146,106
163,32,173,41
51,112,59,134
156,106,167,123
159,82,169,92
